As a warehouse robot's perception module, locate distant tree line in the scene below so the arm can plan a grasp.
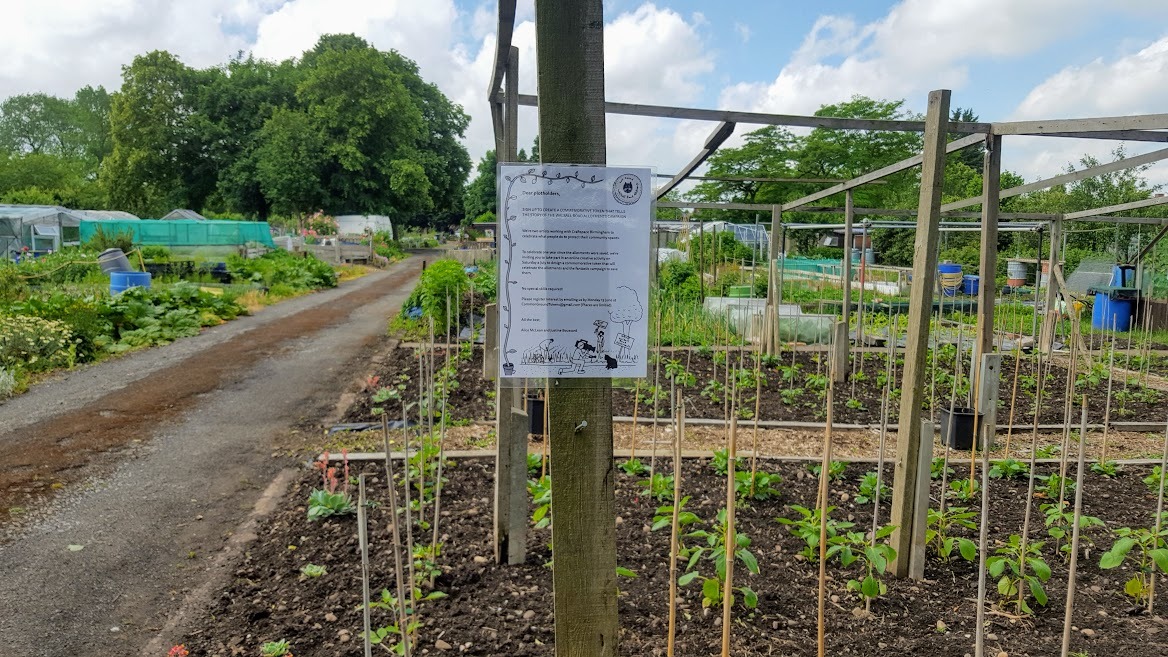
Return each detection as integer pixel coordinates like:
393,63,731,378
0,34,471,230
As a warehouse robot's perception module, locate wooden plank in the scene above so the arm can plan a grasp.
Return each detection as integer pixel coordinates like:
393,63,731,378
486,0,518,100
504,46,519,163
831,321,848,384
942,146,1168,212
978,355,1003,450
493,406,528,565
513,93,991,134
484,304,499,380
975,135,1002,360
1136,224,1168,261
1040,219,1062,353
908,420,934,581
1064,194,1168,220
993,114,1168,135
782,133,984,211
535,2,619,655
655,174,855,184
889,89,950,578
1032,129,1168,142
840,190,854,368
654,121,735,199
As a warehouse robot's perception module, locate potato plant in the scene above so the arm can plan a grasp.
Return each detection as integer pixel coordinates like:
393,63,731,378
1099,519,1168,604
987,534,1052,616
925,506,977,562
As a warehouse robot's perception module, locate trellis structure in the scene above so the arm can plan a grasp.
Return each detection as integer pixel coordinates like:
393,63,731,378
486,2,1168,655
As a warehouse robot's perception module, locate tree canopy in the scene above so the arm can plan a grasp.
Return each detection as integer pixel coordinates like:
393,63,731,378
0,34,471,227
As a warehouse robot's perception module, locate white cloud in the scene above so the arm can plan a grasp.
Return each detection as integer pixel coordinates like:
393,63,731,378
733,22,750,44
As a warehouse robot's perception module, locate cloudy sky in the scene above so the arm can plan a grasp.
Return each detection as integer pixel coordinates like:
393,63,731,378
3,0,1167,186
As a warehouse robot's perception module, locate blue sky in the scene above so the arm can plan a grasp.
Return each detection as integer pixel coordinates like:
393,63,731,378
3,0,1167,185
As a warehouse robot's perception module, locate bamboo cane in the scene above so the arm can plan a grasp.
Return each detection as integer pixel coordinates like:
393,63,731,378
1003,315,1025,457
382,415,411,657
1148,419,1168,613
721,381,738,657
358,475,373,657
429,300,451,586
1100,319,1118,464
651,304,663,479
630,378,640,464
666,392,683,657
973,378,993,657
816,381,835,657
1059,396,1090,657
749,345,762,498
872,331,895,537
1057,315,1082,512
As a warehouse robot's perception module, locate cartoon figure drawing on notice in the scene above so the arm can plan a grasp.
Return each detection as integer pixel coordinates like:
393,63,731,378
609,285,643,361
559,339,597,374
515,286,645,375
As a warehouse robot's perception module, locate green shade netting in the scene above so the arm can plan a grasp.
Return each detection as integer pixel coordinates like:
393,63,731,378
79,220,276,248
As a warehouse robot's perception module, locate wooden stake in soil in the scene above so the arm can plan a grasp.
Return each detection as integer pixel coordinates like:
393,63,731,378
749,346,763,498
872,331,896,536
721,395,738,657
973,354,994,657
650,303,663,479
1003,315,1025,456
666,394,684,657
1060,397,1091,657
1100,320,1117,463
358,475,373,657
382,416,411,657
1148,419,1168,613
630,378,641,463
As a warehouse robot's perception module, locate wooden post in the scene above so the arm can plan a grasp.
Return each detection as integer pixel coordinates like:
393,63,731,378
536,3,620,656
908,420,934,580
841,189,855,361
831,321,848,384
765,206,781,354
975,134,1002,359
484,303,499,380
889,89,950,578
492,45,528,567
977,354,1002,450
1040,217,1064,353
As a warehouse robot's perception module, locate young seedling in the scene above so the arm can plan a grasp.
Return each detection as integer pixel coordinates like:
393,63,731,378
827,525,898,608
734,470,781,501
777,505,855,561
528,475,552,529
1090,460,1121,478
988,458,1030,480
1043,501,1105,562
987,534,1052,616
1035,473,1075,500
299,564,327,578
710,448,729,475
946,478,980,502
620,457,647,476
638,472,675,502
925,507,977,562
1099,517,1168,604
260,640,293,657
678,508,760,610
855,471,889,505
806,461,846,482
930,457,954,480
1144,467,1168,494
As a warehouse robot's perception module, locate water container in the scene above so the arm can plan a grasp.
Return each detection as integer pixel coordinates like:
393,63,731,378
1112,264,1136,287
938,263,963,297
1092,291,1134,331
1006,260,1028,287
527,394,545,436
98,248,133,274
962,275,980,296
850,248,861,264
110,271,152,295
864,248,875,265
940,407,984,450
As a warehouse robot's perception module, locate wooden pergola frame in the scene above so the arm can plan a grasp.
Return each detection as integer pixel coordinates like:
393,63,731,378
485,9,1168,653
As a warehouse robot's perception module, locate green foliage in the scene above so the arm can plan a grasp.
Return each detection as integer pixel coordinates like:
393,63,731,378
831,525,898,604
987,535,1051,616
926,506,978,562
931,457,954,480
855,471,890,505
807,460,847,481
1090,460,1121,478
1143,466,1168,493
651,496,700,532
260,640,292,657
0,368,16,399
103,283,244,351
619,458,647,476
735,470,782,501
677,508,760,610
469,259,497,302
777,504,855,561
300,563,327,578
227,250,337,290
1036,473,1074,499
947,478,980,502
306,489,354,521
989,458,1030,480
638,472,675,502
10,292,113,362
710,448,729,475
526,453,543,478
1099,517,1168,603
402,259,469,332
82,224,136,252
528,475,552,529
1043,501,1105,561
0,314,75,373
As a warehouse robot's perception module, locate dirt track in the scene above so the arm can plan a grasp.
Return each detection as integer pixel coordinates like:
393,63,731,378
0,256,421,657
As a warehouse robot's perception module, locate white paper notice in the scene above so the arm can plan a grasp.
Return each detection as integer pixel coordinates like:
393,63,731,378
497,164,651,379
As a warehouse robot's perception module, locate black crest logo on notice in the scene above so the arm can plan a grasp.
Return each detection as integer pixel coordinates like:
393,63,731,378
612,173,642,206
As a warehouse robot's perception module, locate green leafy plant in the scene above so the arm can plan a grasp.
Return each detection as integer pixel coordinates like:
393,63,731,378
528,475,552,529
710,448,729,475
926,506,977,562
987,534,1051,616
1099,518,1168,604
855,472,889,505
664,358,696,387
989,458,1030,480
527,452,543,477
807,461,847,481
1043,501,1105,562
845,398,865,410
1090,460,1121,478
780,387,804,405
678,508,759,610
1036,473,1074,499
828,525,898,605
1035,443,1060,459
1143,466,1168,493
260,640,293,657
651,496,700,532
638,472,675,501
700,378,725,404
946,478,980,502
777,505,855,560
300,564,327,578
734,470,782,501
931,457,954,480
620,457,647,476
307,452,353,521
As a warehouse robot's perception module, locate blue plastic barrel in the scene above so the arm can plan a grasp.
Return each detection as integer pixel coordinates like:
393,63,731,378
939,263,962,297
110,271,152,295
962,275,980,295
1092,292,1134,331
1112,264,1136,287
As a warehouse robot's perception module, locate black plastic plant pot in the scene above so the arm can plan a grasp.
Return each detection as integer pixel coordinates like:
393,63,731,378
939,407,983,450
527,394,545,436
502,363,515,376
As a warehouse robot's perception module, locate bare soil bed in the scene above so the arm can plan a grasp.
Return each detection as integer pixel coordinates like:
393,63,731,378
342,347,1167,427
179,458,1168,657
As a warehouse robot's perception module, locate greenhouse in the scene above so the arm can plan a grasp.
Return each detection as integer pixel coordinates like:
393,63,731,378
0,204,84,258
79,219,276,249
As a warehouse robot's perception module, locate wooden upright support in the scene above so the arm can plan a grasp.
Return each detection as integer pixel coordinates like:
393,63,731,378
889,89,950,578
536,2,620,655
836,191,855,382
975,135,1002,359
766,206,780,355
908,420,934,580
1040,217,1064,353
492,47,528,566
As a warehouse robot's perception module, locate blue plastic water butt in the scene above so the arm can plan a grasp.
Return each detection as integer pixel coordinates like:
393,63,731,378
110,271,152,295
962,275,980,296
1092,292,1134,331
939,263,962,297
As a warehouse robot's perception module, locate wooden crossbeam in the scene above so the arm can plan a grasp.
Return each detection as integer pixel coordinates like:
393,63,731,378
1064,195,1168,220
655,121,735,199
486,0,518,101
993,114,1168,135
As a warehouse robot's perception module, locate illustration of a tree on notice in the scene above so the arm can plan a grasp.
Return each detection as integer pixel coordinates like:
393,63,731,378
610,285,643,361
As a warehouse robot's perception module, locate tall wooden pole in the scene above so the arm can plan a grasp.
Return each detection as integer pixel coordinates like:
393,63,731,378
1040,217,1064,353
766,206,780,355
837,190,854,383
974,134,1002,447
536,3,619,656
888,89,951,578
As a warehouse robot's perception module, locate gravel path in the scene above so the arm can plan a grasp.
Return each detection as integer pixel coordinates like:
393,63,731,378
0,256,422,657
